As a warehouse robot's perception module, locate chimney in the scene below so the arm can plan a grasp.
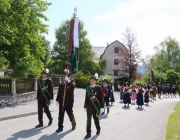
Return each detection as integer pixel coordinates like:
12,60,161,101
107,42,109,47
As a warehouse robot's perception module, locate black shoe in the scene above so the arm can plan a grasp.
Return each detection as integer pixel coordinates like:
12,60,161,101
35,124,43,128
124,105,126,107
56,128,63,133
96,130,100,135
72,125,76,130
107,107,109,114
48,119,53,126
138,106,140,108
101,112,105,115
84,134,91,139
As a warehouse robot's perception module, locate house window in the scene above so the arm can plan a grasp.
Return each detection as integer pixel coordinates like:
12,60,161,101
114,47,119,53
114,59,119,65
114,70,118,76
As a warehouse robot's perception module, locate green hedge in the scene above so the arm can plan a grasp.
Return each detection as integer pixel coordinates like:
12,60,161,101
75,71,90,88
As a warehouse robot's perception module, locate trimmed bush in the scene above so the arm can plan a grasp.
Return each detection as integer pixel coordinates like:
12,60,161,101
75,71,90,88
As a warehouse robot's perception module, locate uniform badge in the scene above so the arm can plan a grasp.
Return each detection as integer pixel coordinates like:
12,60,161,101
94,92,97,95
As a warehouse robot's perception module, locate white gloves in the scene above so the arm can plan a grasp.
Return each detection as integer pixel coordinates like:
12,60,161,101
65,76,71,83
56,101,59,106
50,100,54,105
100,108,104,113
84,108,87,112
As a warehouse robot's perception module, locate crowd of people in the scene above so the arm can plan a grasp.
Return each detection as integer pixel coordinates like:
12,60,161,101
35,69,180,139
118,83,180,108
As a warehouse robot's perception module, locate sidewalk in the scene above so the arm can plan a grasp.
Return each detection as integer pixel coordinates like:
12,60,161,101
0,88,86,121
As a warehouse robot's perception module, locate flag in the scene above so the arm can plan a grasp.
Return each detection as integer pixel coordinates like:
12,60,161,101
67,18,79,76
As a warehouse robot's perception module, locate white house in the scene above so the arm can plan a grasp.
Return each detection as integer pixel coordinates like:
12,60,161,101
99,40,129,78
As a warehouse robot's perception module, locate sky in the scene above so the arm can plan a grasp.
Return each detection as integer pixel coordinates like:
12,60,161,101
44,0,180,57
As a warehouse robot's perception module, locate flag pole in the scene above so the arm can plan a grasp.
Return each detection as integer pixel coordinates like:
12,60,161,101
62,8,77,112
62,58,69,112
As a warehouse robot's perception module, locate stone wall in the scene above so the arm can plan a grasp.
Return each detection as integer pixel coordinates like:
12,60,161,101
0,78,61,106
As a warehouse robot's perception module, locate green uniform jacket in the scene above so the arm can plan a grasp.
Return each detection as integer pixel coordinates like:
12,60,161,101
84,85,104,111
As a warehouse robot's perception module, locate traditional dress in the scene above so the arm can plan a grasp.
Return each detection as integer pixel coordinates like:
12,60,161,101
171,86,176,98
153,86,157,99
120,86,124,101
167,85,171,98
162,85,166,98
110,84,115,104
123,86,131,107
157,84,162,98
131,87,136,103
149,88,154,102
144,88,150,104
136,87,145,107
101,84,111,114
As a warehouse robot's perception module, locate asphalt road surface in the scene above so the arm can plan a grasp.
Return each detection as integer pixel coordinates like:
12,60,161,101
0,88,179,140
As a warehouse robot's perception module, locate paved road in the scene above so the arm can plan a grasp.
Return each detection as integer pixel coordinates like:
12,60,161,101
0,88,179,140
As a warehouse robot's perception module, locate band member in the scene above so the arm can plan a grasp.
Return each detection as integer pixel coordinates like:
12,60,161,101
131,85,136,104
123,82,131,107
157,83,162,98
110,82,115,105
162,84,166,98
84,75,104,139
178,86,180,98
144,86,150,105
152,83,157,100
56,71,76,132
167,84,171,98
36,69,53,128
119,84,124,102
101,79,111,114
171,85,176,98
149,88,154,102
147,83,151,90
136,84,145,108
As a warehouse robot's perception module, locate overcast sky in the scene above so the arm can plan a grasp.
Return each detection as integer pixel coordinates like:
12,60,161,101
44,0,180,57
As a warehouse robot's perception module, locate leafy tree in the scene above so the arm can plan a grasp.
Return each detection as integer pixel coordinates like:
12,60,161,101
0,51,8,71
97,75,114,85
120,27,141,83
98,59,106,75
50,20,98,75
0,0,51,77
165,69,180,85
41,36,51,68
153,37,180,73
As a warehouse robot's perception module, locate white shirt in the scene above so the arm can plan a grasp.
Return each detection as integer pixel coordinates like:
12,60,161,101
91,84,96,88
136,88,146,94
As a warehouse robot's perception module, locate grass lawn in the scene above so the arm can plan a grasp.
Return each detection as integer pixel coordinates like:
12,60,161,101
166,102,180,140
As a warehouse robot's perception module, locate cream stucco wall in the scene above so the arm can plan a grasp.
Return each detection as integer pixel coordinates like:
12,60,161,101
102,41,128,77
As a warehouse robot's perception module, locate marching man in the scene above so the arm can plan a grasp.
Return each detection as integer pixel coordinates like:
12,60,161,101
56,71,76,132
84,75,104,139
36,69,53,128
101,78,111,114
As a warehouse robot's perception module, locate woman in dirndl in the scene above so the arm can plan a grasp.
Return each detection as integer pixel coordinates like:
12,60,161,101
123,82,131,107
131,85,136,104
110,83,115,105
136,84,145,108
119,85,124,102
144,85,150,104
149,87,154,102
